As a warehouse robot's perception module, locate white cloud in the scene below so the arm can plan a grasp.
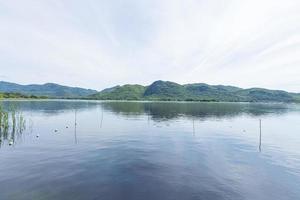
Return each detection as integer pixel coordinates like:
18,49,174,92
0,0,299,92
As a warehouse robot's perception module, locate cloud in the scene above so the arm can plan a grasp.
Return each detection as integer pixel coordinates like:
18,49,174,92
0,75,8,80
0,0,299,92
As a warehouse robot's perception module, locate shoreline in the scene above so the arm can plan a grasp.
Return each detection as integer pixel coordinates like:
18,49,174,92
0,98,297,104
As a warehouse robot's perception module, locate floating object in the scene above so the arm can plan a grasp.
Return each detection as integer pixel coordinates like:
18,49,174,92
243,130,246,132
9,140,14,146
36,134,39,138
54,129,58,133
66,126,69,129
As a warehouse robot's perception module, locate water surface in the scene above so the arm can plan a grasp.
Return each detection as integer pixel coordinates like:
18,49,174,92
0,100,299,200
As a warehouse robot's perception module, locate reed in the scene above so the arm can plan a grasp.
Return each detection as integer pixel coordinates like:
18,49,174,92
0,102,26,146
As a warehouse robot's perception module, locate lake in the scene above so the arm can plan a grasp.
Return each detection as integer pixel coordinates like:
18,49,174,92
0,100,299,200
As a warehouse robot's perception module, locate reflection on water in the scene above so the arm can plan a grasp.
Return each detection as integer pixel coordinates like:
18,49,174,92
1,100,293,118
0,101,290,147
0,100,98,114
101,101,293,120
0,100,300,200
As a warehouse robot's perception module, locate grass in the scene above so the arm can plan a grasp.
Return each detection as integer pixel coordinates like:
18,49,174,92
0,103,26,146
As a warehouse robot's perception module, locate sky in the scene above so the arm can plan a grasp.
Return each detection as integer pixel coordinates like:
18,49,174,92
0,0,300,92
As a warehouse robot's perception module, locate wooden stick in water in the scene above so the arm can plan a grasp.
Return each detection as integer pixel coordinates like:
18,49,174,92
259,119,262,152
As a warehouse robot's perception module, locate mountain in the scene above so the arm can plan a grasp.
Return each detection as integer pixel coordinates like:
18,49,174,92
1,80,299,102
0,81,98,98
90,80,300,102
90,84,146,100
144,81,186,100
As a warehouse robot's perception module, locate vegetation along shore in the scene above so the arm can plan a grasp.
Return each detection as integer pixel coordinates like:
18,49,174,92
0,80,299,102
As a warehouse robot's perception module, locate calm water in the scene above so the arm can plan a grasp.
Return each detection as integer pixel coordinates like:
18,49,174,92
0,100,300,200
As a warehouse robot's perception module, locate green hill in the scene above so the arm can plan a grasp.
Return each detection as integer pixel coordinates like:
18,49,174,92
90,84,146,100
144,81,186,100
0,92,46,99
0,81,98,98
2,80,299,102
90,80,300,102
234,88,294,102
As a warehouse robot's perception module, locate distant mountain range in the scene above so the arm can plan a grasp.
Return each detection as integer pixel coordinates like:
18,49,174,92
1,80,299,102
90,80,300,102
0,81,97,98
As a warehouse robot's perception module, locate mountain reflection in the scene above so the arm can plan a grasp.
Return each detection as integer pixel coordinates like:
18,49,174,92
0,100,294,121
0,100,99,115
101,102,292,120
0,100,298,148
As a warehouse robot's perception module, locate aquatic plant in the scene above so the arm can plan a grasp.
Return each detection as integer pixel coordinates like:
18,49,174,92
0,102,26,147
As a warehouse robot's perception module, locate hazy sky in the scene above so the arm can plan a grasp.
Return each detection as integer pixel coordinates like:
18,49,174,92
0,0,300,92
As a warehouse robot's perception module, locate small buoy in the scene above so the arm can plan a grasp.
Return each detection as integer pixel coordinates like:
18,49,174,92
9,140,14,146
66,126,68,129
54,129,58,133
36,134,39,138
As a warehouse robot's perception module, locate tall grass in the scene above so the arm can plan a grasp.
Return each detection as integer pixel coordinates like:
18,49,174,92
0,102,26,146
